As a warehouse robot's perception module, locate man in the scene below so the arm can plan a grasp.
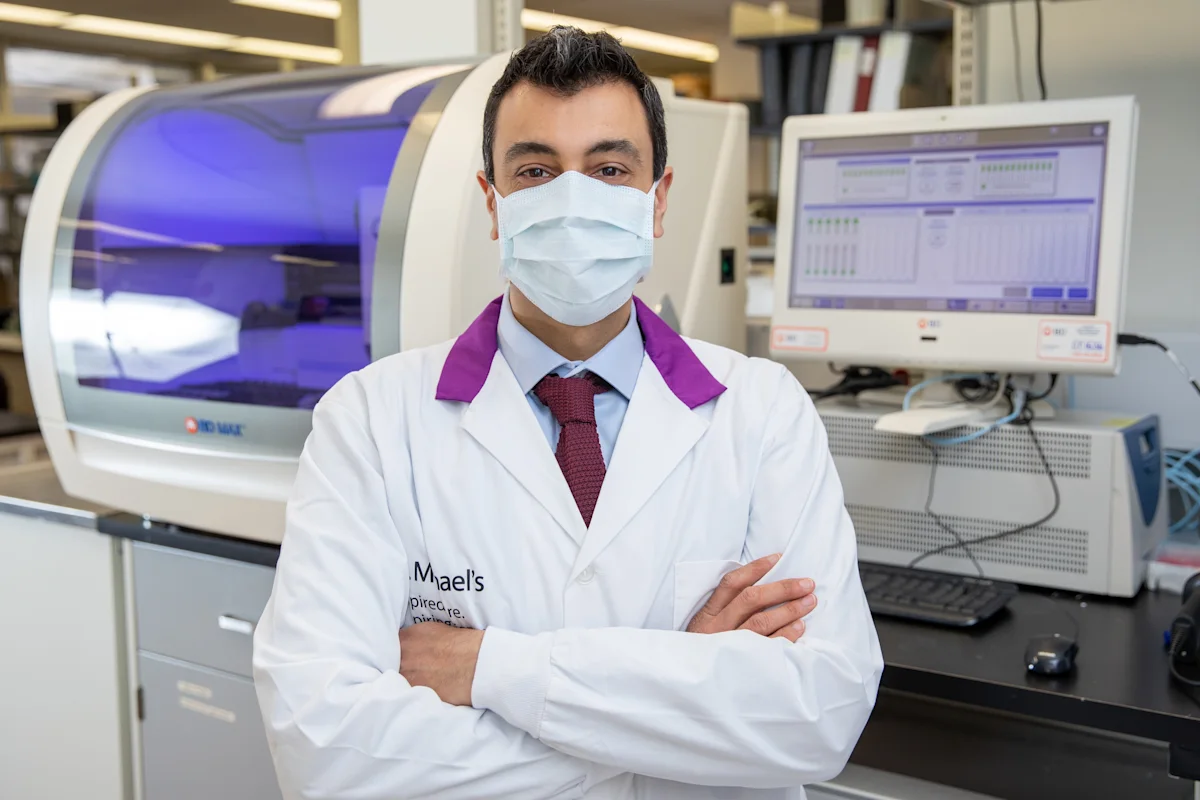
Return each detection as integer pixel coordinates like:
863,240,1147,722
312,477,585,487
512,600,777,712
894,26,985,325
254,27,882,799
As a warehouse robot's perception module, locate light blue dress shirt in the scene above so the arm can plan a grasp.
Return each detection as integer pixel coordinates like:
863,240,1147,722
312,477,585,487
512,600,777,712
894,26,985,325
497,292,644,467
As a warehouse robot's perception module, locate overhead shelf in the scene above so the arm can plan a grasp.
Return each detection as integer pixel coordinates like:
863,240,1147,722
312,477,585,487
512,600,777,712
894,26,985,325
736,17,953,48
928,0,1073,4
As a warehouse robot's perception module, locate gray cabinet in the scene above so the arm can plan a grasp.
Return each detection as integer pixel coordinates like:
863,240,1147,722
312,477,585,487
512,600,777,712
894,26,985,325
140,653,282,800
132,543,281,800
133,541,274,677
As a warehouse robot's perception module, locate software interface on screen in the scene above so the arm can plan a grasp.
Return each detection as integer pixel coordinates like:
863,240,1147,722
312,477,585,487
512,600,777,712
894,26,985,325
788,123,1108,316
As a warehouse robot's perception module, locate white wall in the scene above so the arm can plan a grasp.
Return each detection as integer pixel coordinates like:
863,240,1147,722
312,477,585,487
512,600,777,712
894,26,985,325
982,0,1200,444
983,0,1200,334
356,0,522,64
358,0,484,63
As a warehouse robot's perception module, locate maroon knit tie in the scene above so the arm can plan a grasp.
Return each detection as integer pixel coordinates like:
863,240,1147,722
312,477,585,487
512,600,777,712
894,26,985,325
534,373,610,527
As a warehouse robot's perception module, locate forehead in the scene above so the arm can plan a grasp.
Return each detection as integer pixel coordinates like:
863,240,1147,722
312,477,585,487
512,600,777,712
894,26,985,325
493,80,652,152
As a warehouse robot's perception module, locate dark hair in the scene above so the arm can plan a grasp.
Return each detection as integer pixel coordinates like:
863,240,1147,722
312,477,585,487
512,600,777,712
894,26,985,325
482,26,667,183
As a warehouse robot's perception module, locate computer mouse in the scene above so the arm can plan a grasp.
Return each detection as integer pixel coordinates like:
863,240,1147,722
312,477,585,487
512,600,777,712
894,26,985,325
1025,634,1079,676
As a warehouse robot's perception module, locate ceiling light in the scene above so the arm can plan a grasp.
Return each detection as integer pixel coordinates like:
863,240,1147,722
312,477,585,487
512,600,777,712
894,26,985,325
0,2,69,26
606,27,719,63
231,0,341,20
520,9,719,63
0,7,341,64
62,15,238,49
521,9,606,35
229,37,342,63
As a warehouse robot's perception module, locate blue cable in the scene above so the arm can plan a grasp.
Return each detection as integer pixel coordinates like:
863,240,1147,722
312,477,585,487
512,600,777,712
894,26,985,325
1166,447,1200,533
924,389,1028,447
1171,480,1200,533
902,373,986,411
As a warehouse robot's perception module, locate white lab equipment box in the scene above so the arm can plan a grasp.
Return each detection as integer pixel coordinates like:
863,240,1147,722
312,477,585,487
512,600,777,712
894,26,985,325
820,407,1167,596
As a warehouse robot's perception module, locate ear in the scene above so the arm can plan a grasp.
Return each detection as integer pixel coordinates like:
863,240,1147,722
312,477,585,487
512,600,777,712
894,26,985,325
477,171,498,241
652,166,674,239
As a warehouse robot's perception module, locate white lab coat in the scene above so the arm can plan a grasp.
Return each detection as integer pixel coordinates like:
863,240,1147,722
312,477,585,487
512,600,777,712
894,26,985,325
254,298,883,799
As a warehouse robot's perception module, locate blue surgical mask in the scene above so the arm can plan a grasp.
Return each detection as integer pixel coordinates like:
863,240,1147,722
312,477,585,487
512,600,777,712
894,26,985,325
494,171,658,327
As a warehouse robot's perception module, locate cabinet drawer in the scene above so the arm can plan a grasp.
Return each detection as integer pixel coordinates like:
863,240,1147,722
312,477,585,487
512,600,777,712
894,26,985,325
133,543,274,678
140,653,282,800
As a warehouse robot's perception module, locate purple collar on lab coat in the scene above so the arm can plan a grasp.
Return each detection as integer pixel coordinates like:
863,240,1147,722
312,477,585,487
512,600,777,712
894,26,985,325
435,296,726,409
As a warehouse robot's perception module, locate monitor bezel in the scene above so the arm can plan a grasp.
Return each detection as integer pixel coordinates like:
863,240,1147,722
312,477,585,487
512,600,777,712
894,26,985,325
770,97,1138,376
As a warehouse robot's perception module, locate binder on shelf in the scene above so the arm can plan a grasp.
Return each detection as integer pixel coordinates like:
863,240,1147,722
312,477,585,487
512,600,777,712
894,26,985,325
759,44,786,128
825,35,863,115
810,40,835,114
786,43,814,116
853,35,880,112
869,31,914,111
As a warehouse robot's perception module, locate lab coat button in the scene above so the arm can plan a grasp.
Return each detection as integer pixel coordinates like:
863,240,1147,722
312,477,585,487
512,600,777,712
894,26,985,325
577,566,596,584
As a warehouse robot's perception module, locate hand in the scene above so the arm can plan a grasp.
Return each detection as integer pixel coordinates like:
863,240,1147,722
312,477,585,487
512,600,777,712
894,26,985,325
399,622,485,706
686,554,817,643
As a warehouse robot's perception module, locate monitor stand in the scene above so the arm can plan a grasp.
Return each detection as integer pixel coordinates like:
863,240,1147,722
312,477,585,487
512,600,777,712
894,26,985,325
848,379,1056,436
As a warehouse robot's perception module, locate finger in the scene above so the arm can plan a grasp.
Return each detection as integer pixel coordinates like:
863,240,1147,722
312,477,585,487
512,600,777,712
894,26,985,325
722,577,816,629
699,554,782,616
739,594,818,637
770,619,806,643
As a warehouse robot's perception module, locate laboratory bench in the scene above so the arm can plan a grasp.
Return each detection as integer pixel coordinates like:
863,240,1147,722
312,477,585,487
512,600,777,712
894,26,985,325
100,514,1200,797
862,590,1200,798
4,476,1200,799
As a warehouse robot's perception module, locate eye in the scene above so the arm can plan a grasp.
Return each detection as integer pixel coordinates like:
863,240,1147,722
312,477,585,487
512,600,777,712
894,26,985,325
519,167,550,179
596,165,625,178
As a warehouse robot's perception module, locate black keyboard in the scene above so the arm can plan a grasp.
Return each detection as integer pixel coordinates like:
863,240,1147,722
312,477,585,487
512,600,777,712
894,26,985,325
859,562,1018,627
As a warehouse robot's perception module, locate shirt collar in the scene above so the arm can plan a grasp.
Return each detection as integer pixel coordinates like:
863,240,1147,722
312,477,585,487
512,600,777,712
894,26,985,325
436,295,726,409
497,291,643,400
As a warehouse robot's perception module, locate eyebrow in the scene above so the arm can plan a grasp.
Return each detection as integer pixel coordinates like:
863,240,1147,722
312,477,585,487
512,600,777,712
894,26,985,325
502,138,643,165
504,141,558,163
587,138,642,163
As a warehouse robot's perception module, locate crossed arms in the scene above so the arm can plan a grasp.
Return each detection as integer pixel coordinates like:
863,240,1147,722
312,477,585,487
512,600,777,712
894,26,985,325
253,369,883,799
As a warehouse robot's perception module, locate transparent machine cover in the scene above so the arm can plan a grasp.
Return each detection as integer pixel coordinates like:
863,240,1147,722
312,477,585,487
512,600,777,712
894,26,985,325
51,65,467,454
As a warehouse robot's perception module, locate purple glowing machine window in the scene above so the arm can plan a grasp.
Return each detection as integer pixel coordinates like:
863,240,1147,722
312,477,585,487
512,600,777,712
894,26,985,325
67,69,448,409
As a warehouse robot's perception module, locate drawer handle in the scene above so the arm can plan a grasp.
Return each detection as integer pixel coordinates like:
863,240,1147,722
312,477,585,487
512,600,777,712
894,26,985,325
217,615,256,636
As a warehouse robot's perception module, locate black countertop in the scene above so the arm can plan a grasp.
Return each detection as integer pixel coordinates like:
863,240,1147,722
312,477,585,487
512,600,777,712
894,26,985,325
876,588,1200,757
99,513,281,568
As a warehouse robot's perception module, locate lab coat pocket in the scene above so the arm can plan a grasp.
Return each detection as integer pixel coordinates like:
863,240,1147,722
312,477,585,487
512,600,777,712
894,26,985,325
672,559,744,631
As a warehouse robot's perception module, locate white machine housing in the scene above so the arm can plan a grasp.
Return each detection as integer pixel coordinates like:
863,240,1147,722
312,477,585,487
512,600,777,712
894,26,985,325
770,97,1138,376
822,405,1167,596
21,54,747,544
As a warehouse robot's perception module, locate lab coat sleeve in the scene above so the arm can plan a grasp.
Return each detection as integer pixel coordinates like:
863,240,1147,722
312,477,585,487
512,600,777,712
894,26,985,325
253,380,607,800
471,364,884,789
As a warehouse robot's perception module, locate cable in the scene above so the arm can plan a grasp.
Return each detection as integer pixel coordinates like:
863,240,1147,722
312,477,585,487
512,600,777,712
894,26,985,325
1026,373,1059,402
910,405,1061,569
903,373,987,411
919,439,985,577
924,389,1027,447
955,374,1003,404
1030,592,1081,642
1118,333,1200,400
1167,448,1200,534
811,365,902,402
1034,0,1048,100
1010,0,1025,102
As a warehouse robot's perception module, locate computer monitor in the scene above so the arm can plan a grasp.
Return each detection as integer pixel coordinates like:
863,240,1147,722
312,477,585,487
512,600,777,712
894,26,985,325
770,97,1138,376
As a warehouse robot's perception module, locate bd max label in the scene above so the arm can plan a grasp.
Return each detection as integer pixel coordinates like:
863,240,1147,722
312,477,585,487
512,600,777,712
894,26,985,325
185,417,245,437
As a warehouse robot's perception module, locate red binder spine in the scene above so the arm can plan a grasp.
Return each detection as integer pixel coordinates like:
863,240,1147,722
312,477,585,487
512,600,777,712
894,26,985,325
854,35,880,112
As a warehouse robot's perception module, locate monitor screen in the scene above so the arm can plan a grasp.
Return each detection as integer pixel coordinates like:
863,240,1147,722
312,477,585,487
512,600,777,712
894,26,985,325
787,122,1109,316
